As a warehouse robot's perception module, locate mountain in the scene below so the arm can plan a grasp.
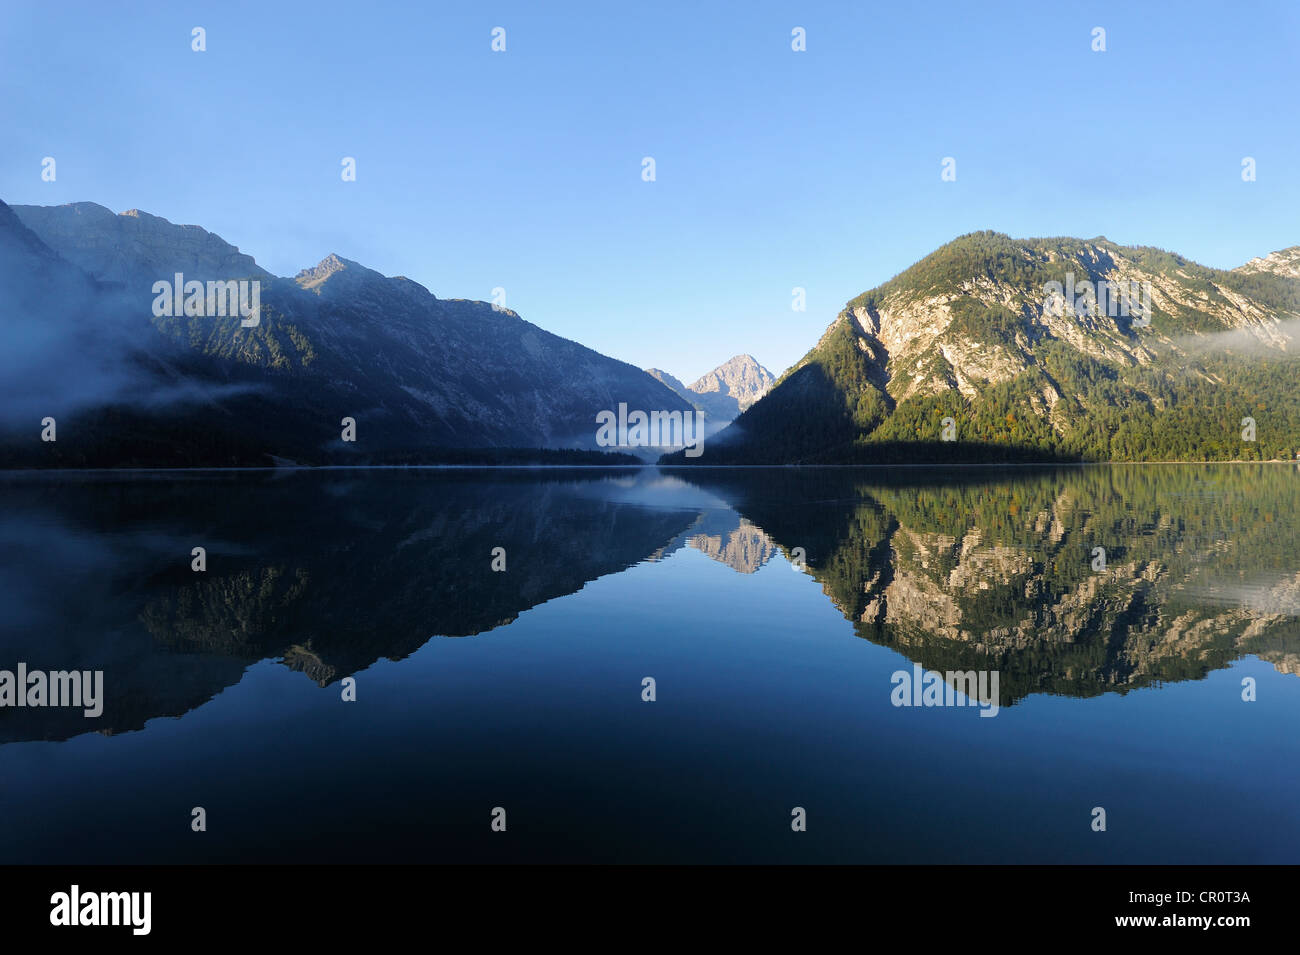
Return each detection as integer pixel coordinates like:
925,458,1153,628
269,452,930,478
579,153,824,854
645,354,775,422
11,201,273,285
0,200,97,300
686,354,775,418
0,200,151,426
1236,247,1300,279
645,367,690,398
0,200,694,466
665,231,1300,464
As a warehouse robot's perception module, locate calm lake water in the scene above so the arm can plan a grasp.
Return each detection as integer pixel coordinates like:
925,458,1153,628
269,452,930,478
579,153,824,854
1,465,1298,863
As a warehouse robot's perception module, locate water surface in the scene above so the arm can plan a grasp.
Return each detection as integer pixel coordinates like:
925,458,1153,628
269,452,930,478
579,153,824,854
1,465,1297,863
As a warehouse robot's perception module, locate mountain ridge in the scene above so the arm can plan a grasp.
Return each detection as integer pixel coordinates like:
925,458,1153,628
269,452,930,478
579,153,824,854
12,201,273,285
665,230,1300,464
0,198,694,466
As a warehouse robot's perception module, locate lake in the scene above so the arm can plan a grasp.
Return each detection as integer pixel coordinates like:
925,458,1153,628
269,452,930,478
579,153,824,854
1,464,1297,863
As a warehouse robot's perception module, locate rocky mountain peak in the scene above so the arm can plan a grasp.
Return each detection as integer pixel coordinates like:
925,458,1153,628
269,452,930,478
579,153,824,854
643,355,775,422
10,202,272,285
293,253,390,296
688,354,775,412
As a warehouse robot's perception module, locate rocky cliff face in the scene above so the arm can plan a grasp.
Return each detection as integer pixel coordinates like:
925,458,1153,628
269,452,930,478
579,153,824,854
841,237,1300,408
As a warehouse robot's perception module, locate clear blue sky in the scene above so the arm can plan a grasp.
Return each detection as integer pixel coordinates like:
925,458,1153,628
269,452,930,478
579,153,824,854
4,0,1299,382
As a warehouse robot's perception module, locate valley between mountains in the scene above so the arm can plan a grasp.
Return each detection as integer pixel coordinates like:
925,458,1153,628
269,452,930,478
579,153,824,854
2,201,1297,467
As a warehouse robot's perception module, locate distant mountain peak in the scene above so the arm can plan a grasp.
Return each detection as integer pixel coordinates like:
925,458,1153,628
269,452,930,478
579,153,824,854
645,368,688,394
643,354,775,422
688,355,775,411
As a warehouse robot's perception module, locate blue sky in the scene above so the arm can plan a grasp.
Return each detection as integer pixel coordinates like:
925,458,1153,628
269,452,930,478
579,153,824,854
4,0,1299,382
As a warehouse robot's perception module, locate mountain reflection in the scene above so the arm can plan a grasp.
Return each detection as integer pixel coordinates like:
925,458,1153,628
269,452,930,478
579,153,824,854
677,464,1300,703
3,464,1299,742
0,469,702,741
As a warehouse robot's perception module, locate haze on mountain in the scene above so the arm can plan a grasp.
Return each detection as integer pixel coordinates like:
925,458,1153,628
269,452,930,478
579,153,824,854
664,231,1300,464
0,200,693,466
645,354,775,423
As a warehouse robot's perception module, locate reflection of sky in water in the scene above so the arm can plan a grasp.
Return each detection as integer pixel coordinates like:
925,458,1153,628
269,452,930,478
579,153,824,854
1185,579,1300,616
